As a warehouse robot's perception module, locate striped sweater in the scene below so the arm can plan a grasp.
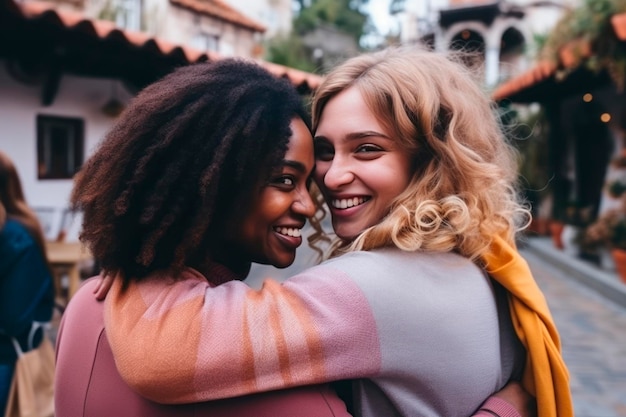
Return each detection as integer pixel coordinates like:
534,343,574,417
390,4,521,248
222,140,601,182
106,248,525,416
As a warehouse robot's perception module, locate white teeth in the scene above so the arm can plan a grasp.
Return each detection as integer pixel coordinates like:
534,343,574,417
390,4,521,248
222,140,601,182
275,227,301,237
332,197,367,209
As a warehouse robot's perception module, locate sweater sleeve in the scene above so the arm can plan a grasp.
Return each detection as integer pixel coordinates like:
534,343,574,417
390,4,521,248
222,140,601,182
104,266,382,404
474,397,522,417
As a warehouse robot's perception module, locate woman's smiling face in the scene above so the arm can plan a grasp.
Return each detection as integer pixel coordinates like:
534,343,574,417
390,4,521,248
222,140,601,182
227,117,316,269
313,86,413,241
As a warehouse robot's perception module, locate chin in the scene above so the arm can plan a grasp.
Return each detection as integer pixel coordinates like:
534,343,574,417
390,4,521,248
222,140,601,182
332,223,358,242
272,256,296,269
335,229,359,242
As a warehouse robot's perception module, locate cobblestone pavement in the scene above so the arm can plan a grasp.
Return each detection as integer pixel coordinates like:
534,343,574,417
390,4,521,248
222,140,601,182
521,246,626,417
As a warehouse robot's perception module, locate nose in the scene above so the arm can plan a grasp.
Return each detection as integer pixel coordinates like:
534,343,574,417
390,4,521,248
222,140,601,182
293,188,316,218
318,157,354,190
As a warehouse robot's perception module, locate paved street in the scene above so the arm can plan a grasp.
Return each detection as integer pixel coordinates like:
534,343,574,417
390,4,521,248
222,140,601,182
521,246,626,417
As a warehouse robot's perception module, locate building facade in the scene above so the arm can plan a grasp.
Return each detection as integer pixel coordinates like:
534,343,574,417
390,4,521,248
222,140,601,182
0,0,318,240
391,0,573,87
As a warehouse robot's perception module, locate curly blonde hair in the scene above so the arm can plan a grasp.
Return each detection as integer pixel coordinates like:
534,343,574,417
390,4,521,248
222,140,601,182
310,46,530,262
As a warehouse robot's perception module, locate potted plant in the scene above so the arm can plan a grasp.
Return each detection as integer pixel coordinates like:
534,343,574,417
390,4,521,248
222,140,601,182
583,208,626,282
556,202,593,255
606,211,626,283
607,179,626,198
580,211,613,265
538,0,626,90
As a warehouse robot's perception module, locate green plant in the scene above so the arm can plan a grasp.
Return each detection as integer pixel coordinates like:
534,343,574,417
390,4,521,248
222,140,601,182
538,0,626,90
611,213,626,249
608,179,626,197
97,0,120,22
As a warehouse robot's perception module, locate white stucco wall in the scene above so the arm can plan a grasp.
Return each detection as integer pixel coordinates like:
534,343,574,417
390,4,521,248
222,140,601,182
156,3,258,57
0,61,131,223
82,0,260,57
228,0,292,38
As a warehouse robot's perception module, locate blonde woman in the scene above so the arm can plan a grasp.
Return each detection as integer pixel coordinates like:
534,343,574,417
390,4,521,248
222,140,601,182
99,47,571,416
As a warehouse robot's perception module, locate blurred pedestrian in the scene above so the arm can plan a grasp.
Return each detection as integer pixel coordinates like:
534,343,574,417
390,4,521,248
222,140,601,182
0,150,55,413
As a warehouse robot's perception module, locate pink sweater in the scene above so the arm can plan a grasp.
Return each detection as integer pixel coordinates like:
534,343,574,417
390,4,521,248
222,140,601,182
55,278,351,417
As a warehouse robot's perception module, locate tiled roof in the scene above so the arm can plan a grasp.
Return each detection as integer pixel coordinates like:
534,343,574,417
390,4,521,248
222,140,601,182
169,0,266,33
492,12,626,102
491,61,558,102
2,0,322,92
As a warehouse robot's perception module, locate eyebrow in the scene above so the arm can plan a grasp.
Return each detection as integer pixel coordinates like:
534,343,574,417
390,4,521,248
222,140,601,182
314,130,391,142
282,159,308,173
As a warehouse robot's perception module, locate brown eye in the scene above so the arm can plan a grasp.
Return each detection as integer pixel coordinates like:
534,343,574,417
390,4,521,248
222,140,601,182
314,142,334,162
271,175,295,189
356,144,382,153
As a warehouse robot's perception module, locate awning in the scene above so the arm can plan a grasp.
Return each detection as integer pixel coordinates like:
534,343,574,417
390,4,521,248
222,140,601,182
492,13,626,103
0,0,322,93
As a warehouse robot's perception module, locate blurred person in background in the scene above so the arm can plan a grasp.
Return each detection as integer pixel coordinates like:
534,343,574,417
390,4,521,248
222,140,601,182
0,150,55,413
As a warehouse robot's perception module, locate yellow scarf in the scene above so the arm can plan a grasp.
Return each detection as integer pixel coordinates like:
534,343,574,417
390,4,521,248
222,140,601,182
482,235,574,417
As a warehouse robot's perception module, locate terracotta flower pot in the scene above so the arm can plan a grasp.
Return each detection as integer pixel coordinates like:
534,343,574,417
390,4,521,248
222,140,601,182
549,221,564,250
528,218,549,236
610,248,626,284
611,13,626,40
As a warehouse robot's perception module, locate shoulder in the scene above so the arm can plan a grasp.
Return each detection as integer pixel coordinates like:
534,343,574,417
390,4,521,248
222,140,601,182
1,218,35,246
0,219,37,260
321,248,481,276
311,248,490,302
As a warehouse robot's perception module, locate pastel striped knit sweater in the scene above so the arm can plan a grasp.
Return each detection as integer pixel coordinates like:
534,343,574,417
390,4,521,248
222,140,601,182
106,248,526,417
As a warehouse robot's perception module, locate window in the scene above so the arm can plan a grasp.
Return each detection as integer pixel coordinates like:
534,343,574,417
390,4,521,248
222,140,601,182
192,32,220,53
37,115,84,179
116,0,142,30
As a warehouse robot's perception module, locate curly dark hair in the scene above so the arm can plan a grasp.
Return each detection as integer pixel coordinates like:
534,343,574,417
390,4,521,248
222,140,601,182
71,59,311,281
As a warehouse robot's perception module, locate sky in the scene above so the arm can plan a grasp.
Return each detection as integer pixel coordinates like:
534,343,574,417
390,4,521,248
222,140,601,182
367,0,393,34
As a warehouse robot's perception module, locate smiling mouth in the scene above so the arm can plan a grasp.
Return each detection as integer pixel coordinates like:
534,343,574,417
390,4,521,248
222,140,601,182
331,197,370,210
274,227,302,237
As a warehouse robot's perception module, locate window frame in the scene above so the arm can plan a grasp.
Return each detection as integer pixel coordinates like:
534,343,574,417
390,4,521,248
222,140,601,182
36,114,85,180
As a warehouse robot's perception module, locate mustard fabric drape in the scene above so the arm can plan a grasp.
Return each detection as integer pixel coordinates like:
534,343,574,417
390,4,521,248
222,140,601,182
482,235,574,417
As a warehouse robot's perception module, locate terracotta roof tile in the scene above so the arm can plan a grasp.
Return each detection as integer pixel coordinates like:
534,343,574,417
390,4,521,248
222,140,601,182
612,13,626,40
259,60,323,92
7,0,321,92
492,61,557,101
169,0,266,32
491,41,586,102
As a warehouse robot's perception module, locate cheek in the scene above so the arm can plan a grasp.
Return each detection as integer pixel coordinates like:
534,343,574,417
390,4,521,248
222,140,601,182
373,167,411,206
236,215,258,244
255,191,292,222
